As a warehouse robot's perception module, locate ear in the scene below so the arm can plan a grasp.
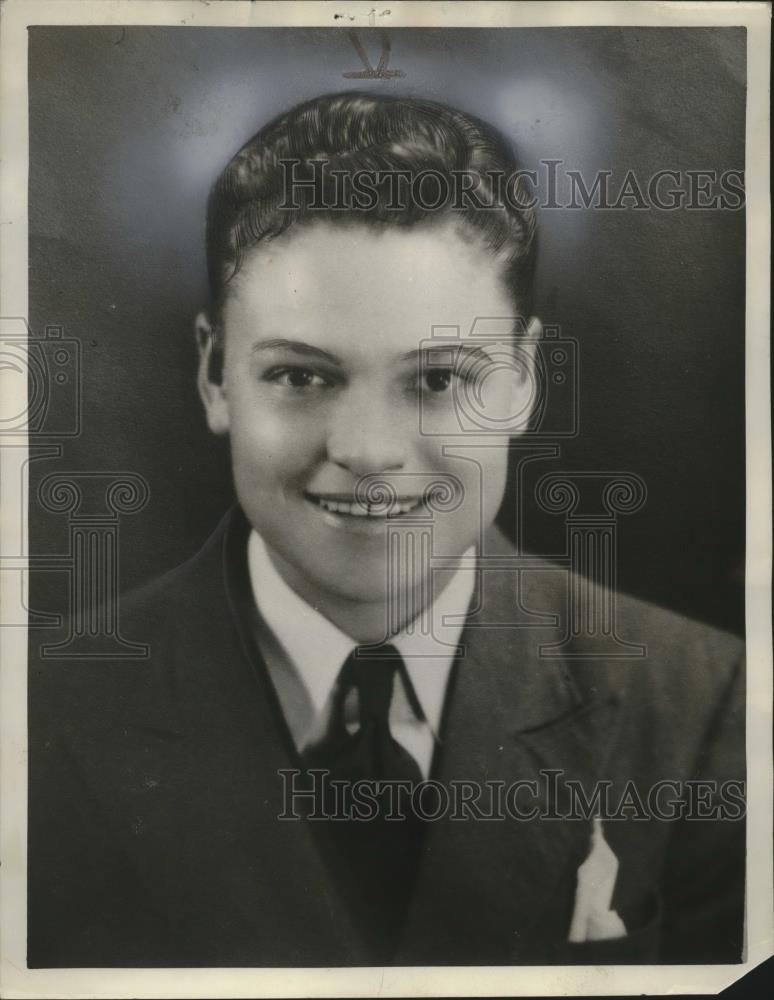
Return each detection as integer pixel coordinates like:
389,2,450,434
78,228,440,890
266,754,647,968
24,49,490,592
195,311,230,435
510,315,542,435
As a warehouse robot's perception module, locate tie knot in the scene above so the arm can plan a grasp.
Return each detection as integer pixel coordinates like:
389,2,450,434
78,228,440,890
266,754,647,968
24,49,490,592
341,644,402,725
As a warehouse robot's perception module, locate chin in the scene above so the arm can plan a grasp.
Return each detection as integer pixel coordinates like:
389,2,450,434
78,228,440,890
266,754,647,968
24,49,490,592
319,570,392,605
308,559,418,604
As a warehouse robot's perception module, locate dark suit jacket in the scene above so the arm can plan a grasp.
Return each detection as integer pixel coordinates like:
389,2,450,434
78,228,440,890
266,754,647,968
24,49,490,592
28,507,745,967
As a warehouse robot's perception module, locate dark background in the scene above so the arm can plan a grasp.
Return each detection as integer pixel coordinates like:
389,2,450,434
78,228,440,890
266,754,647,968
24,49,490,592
28,26,746,636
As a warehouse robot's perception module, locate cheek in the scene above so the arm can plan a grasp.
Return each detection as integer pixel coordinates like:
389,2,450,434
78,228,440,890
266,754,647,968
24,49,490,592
454,451,508,519
425,445,507,524
482,453,509,507
227,393,324,489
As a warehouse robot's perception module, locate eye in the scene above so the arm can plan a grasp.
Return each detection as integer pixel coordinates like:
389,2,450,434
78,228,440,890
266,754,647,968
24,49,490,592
267,367,329,390
422,368,455,393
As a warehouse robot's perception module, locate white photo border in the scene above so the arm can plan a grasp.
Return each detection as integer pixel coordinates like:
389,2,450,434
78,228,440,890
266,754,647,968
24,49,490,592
1,2,771,997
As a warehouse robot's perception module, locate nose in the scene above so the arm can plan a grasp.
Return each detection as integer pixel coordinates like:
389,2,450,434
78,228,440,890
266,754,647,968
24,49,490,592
326,386,406,476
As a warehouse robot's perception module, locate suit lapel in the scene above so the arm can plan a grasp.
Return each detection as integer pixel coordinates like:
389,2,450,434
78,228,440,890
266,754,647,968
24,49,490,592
64,509,376,965
216,507,378,962
396,548,624,963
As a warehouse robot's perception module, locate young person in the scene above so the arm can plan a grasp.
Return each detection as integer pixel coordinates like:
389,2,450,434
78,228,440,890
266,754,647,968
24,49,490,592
29,93,745,968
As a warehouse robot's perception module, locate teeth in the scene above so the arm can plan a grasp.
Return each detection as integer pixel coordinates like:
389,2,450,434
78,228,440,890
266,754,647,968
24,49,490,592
313,496,423,516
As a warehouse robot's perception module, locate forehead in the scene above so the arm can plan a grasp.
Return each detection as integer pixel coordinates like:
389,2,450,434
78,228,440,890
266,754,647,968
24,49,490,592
223,221,515,352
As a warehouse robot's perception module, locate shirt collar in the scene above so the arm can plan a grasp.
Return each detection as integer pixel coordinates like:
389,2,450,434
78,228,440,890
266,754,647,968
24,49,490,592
246,530,475,730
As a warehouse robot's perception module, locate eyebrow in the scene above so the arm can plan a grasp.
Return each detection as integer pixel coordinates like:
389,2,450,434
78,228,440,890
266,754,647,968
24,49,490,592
250,339,343,365
399,343,499,363
250,338,501,366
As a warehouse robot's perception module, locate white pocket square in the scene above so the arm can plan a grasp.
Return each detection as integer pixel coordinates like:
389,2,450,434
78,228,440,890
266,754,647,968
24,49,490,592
568,818,627,943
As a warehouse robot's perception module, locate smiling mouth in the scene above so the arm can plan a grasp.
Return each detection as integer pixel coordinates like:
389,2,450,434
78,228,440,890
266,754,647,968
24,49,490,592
304,492,430,518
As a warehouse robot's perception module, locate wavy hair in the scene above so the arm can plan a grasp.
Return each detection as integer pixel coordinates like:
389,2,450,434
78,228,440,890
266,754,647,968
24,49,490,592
206,92,537,326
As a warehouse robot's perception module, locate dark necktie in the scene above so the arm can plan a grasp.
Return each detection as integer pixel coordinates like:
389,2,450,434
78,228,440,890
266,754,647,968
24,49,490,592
302,643,424,790
300,644,426,961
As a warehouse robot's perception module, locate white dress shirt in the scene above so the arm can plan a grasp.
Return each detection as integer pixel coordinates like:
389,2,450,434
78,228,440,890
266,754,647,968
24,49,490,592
247,531,476,778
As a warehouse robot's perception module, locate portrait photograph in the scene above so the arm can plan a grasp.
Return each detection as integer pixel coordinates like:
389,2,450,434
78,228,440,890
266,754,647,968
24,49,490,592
0,2,771,998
